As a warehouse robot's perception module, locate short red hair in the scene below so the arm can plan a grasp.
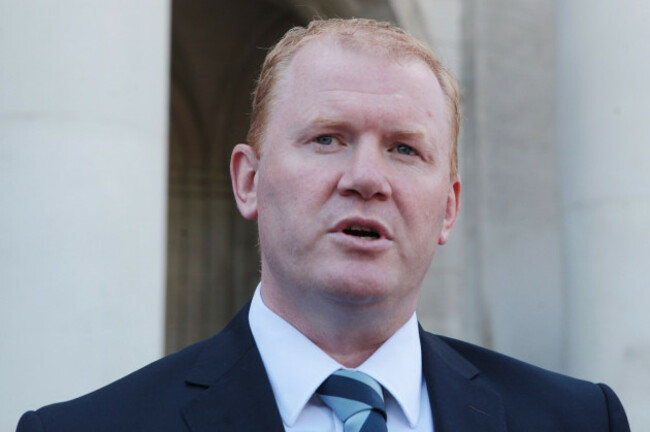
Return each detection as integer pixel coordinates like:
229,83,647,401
247,18,461,178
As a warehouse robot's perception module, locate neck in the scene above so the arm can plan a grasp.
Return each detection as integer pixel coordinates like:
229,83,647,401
260,282,417,368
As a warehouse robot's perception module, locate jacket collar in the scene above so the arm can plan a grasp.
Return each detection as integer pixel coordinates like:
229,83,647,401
180,303,506,432
420,328,507,432
181,302,284,432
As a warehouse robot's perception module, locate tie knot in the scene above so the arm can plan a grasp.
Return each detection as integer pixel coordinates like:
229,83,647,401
316,370,387,432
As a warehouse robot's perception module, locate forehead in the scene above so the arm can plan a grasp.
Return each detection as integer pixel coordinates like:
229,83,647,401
268,38,449,141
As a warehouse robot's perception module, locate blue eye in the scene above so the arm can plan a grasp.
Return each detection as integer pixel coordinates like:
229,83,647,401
396,143,416,155
315,135,334,145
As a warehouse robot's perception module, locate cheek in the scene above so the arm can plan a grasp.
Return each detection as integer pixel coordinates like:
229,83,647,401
259,171,320,216
256,160,333,239
257,158,300,207
399,182,449,241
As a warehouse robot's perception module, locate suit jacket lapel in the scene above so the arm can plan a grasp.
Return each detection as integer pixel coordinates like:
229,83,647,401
181,303,284,432
178,303,508,432
420,329,507,432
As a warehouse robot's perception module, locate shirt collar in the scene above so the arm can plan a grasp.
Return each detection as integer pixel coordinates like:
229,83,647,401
249,285,341,426
357,312,422,427
248,284,423,428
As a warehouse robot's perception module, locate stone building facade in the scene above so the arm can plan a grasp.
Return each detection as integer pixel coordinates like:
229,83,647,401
2,0,648,429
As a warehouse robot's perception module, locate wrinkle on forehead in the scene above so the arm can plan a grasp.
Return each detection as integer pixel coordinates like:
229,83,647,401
285,38,440,94
318,88,403,96
267,39,451,157
291,114,429,141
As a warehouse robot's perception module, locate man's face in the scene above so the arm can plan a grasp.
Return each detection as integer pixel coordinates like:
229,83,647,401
234,39,460,315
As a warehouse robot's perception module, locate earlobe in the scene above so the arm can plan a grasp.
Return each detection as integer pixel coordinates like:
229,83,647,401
438,178,461,245
230,144,259,220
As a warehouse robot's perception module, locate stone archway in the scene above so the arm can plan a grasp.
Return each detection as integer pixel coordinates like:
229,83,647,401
165,0,303,353
165,0,397,353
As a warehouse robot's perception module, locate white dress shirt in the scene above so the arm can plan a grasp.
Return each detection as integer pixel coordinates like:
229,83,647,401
248,285,434,431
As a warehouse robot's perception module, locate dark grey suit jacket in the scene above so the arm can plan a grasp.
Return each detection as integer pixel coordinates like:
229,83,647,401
17,302,630,431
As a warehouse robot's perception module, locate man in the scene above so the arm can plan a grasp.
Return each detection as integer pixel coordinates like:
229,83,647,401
18,18,629,432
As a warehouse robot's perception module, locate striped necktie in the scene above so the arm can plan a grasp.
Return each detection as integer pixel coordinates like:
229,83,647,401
316,369,388,432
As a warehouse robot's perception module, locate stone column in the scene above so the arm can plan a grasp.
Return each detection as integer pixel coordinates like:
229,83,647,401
0,2,170,429
557,1,650,429
391,0,470,341
460,0,563,370
393,2,564,374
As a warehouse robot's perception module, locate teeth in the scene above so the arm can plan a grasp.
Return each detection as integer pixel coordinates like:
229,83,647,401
343,224,380,239
349,225,373,233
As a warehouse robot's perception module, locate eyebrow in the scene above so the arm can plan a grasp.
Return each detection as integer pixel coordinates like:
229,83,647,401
307,117,353,130
289,117,353,140
388,129,427,143
305,117,429,141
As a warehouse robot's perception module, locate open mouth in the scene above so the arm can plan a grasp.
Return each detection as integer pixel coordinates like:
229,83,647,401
342,224,381,240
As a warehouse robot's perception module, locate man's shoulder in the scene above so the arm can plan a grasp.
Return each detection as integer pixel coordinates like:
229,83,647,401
21,299,262,431
432,332,595,391
421,331,629,431
18,303,256,432
17,336,215,432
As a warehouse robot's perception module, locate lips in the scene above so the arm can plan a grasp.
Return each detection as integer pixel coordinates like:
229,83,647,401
343,225,380,239
332,218,392,241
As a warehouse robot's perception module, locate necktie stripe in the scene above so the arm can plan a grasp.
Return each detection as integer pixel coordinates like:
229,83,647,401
332,369,383,394
358,411,388,432
345,410,371,431
317,375,384,409
316,370,388,432
318,395,372,420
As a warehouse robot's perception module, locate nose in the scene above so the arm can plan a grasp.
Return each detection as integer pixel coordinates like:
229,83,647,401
337,141,392,200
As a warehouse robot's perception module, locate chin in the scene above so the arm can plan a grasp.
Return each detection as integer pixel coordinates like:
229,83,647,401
318,273,401,306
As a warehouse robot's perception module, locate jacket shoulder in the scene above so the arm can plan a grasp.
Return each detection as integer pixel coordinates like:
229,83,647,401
17,303,255,432
430,333,630,431
18,336,216,432
437,334,596,390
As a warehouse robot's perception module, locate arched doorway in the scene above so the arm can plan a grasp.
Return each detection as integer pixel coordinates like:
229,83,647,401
165,0,397,353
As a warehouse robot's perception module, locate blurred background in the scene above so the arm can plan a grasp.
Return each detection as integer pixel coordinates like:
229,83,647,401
1,0,649,430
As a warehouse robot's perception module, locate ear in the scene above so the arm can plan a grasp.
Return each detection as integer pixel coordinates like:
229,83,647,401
438,177,461,245
230,143,259,220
